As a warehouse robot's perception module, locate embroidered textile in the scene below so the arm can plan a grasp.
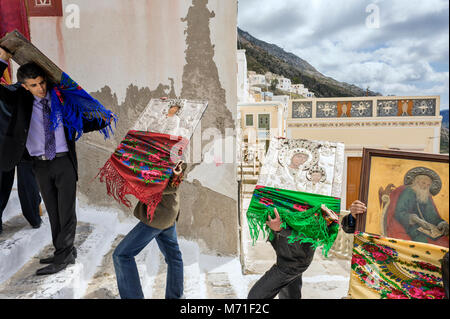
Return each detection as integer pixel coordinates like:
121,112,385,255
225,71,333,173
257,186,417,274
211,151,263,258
348,232,448,299
247,185,341,257
49,72,117,140
98,130,188,221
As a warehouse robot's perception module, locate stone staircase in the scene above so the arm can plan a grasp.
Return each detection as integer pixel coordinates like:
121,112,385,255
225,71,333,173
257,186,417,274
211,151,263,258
0,196,255,299
0,185,352,299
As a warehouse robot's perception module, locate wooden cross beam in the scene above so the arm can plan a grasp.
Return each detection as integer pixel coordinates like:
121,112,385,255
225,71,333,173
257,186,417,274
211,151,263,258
0,29,62,83
1,30,113,123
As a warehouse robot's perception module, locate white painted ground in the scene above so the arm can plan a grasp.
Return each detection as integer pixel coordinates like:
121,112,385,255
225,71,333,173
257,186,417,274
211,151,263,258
0,185,351,299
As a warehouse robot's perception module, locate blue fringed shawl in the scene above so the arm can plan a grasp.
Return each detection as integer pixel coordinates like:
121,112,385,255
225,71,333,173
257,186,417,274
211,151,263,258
49,72,117,141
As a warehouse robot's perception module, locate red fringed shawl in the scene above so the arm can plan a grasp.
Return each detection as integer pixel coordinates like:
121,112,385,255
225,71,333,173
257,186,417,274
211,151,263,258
98,130,188,221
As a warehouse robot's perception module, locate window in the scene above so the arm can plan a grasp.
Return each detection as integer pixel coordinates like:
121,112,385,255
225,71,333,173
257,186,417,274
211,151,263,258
245,114,254,126
258,114,270,130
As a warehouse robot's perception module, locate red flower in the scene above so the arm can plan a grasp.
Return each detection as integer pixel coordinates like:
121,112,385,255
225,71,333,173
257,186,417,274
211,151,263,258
148,154,160,162
259,198,273,207
416,262,439,272
408,287,426,299
379,246,396,256
387,290,408,299
352,254,366,266
122,153,133,161
363,244,379,253
425,287,446,299
410,279,423,287
372,251,388,262
293,203,309,212
141,170,162,181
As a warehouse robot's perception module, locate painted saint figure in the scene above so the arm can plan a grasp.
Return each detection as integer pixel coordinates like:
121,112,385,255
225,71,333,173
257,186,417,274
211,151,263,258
288,152,309,170
160,101,182,136
304,166,328,196
382,167,449,247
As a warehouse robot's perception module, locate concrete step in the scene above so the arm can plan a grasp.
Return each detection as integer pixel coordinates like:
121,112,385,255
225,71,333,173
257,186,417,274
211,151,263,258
301,249,351,299
0,221,116,299
206,272,237,299
0,215,28,237
242,178,258,185
242,184,257,194
0,216,52,285
82,235,124,299
0,222,93,298
237,167,260,173
148,253,167,299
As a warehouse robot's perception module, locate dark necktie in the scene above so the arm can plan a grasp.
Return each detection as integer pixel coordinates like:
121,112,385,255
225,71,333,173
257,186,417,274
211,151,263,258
41,98,56,160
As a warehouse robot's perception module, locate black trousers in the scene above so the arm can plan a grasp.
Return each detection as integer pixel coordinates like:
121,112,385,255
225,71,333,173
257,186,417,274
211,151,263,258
0,160,42,227
33,155,77,264
443,252,449,299
247,264,306,299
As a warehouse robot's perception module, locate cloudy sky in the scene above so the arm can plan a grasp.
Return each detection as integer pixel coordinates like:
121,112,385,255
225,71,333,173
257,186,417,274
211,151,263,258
238,0,449,110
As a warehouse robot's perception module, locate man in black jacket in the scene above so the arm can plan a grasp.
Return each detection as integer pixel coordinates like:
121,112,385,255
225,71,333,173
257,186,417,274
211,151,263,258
0,47,110,275
0,82,42,235
247,200,367,299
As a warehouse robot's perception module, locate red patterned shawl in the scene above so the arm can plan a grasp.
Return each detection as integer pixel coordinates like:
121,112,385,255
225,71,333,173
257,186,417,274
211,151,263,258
98,130,188,221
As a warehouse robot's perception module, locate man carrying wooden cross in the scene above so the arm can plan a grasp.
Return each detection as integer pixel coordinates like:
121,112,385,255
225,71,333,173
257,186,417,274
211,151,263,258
0,46,114,276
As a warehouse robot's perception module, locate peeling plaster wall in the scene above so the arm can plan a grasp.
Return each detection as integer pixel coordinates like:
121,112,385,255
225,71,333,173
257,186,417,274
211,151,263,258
28,0,238,255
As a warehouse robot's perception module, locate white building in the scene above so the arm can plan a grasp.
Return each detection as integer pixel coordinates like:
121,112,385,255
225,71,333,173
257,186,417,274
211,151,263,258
276,76,291,92
264,71,276,83
290,83,315,97
237,50,249,103
290,83,304,94
249,74,267,87
261,91,273,101
272,95,289,118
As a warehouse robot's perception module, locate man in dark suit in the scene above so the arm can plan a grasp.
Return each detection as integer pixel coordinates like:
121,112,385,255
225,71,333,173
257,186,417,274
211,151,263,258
0,47,110,275
0,82,42,235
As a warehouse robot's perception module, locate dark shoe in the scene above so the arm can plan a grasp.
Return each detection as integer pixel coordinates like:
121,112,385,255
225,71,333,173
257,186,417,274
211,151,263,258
32,219,42,229
39,247,77,264
36,259,75,276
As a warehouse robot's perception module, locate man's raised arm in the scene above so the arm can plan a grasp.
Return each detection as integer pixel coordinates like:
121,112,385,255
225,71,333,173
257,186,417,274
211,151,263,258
0,47,19,110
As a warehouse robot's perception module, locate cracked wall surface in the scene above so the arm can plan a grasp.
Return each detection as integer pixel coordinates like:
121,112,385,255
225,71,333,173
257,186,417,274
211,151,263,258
28,0,238,255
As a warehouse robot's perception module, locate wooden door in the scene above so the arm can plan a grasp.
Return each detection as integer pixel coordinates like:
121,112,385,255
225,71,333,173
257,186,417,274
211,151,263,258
346,157,362,208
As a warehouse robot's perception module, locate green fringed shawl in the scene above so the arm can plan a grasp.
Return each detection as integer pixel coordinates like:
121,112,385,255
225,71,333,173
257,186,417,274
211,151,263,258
246,185,341,257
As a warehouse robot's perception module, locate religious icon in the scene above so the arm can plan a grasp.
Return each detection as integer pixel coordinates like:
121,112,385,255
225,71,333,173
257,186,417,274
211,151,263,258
257,137,345,198
357,148,449,248
132,98,208,141
380,167,449,246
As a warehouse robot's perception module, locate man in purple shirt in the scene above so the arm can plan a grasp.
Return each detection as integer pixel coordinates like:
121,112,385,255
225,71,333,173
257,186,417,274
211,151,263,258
0,47,110,275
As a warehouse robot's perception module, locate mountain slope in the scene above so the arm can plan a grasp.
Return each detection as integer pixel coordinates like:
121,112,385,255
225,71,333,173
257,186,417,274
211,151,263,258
238,28,380,97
